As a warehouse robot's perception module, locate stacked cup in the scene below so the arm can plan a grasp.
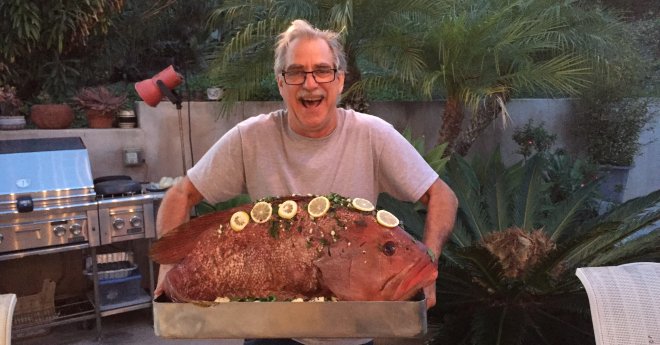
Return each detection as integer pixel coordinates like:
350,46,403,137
118,110,137,128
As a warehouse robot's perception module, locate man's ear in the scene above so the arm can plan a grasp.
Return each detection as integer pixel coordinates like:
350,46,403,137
276,75,286,97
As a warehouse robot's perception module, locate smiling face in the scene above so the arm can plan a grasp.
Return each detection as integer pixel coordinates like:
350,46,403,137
277,37,345,138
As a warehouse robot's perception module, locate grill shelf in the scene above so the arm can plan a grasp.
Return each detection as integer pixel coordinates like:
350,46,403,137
12,295,96,339
84,251,138,280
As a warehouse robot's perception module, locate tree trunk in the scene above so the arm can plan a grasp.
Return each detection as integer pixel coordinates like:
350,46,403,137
438,97,464,153
453,92,510,156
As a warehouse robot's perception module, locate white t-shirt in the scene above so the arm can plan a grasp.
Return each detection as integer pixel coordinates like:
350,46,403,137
188,108,438,205
188,108,436,345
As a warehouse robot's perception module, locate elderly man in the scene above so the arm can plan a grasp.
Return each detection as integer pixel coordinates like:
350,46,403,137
155,19,458,345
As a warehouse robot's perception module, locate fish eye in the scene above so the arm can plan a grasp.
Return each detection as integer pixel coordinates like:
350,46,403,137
382,241,396,256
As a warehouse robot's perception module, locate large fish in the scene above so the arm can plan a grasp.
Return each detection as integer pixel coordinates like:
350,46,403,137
150,194,438,303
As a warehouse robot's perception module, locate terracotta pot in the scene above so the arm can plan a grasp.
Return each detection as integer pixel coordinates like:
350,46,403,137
85,109,115,128
30,104,74,129
0,116,26,130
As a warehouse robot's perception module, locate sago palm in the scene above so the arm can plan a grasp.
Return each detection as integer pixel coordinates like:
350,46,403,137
431,150,660,344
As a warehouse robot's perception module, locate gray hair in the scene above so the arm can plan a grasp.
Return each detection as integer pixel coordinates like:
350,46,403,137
273,19,347,75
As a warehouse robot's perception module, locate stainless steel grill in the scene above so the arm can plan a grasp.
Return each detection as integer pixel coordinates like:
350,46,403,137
97,194,155,245
0,137,155,261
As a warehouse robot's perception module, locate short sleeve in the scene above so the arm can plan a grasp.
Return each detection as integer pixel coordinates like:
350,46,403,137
187,126,247,203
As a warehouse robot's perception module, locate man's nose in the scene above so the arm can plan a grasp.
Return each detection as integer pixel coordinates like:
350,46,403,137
302,73,319,89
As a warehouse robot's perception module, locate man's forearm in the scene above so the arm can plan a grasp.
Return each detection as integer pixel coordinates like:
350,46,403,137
154,176,203,295
156,176,203,238
420,179,458,257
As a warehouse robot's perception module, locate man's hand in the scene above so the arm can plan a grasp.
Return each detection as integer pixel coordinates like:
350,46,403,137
154,264,173,297
423,282,437,309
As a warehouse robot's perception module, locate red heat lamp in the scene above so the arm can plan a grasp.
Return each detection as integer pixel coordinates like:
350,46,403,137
134,65,188,175
135,65,183,108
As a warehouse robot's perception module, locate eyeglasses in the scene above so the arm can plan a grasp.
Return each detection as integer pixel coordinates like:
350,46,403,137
281,68,337,85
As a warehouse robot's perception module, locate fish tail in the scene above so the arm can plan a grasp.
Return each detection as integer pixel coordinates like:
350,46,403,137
150,211,233,264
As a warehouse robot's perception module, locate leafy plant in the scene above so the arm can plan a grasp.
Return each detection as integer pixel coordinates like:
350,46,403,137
544,149,599,204
0,86,23,116
72,86,127,114
512,120,557,160
0,0,125,100
195,195,252,216
431,150,660,344
572,86,653,166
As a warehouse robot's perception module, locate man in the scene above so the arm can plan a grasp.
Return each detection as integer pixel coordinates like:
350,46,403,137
155,19,458,343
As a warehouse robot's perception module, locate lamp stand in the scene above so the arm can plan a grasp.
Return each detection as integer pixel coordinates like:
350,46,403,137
156,80,187,176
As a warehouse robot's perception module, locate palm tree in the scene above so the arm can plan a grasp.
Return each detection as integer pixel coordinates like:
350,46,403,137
355,0,639,155
431,150,660,344
206,0,443,111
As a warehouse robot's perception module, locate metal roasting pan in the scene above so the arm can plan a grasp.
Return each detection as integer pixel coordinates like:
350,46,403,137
153,294,428,339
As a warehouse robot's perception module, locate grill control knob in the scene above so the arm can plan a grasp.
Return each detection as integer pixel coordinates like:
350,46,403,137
53,225,67,237
70,223,83,236
113,218,125,230
129,216,143,228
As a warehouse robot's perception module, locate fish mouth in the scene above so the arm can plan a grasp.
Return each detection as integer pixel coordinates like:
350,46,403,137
381,259,438,301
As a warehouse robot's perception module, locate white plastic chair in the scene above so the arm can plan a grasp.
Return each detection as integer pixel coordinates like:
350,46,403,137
0,293,17,345
576,262,660,345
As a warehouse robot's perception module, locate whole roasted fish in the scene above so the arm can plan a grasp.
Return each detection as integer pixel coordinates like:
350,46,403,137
150,194,437,302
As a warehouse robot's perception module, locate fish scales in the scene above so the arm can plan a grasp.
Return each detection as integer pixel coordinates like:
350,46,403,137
151,195,438,303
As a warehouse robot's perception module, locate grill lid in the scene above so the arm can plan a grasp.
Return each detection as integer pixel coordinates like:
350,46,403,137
0,137,95,209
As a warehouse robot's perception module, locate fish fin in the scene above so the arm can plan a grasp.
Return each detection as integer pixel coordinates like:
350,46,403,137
149,210,234,264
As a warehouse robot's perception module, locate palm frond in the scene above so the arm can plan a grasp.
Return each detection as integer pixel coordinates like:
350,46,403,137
572,196,660,265
601,189,660,223
546,181,600,241
447,155,492,240
449,216,475,248
512,155,549,230
505,54,591,97
479,151,516,231
588,229,660,266
454,246,506,292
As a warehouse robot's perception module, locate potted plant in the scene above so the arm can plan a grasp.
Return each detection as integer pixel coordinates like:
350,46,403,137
0,86,26,130
572,86,653,203
29,91,75,129
72,86,127,128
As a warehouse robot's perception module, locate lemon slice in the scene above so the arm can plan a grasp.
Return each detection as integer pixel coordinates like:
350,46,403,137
351,197,375,212
230,211,250,231
307,196,330,218
376,210,399,228
250,201,272,223
277,200,298,219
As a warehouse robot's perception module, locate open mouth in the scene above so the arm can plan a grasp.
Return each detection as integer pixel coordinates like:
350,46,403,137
300,97,323,108
381,259,438,301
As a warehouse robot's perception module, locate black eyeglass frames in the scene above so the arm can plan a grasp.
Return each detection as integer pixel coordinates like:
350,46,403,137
281,68,337,85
